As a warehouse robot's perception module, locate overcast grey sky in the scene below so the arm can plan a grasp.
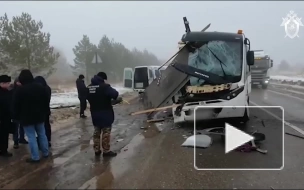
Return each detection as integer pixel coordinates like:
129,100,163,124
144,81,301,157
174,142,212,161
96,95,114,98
1,1,304,66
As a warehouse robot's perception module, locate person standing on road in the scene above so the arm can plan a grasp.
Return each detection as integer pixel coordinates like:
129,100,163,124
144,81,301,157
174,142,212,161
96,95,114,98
76,74,87,118
12,70,49,163
0,75,13,157
34,76,52,147
11,78,28,149
86,74,119,157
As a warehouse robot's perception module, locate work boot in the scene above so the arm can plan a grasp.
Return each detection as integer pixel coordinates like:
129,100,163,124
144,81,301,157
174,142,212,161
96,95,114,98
25,158,40,163
80,114,87,118
95,150,102,156
0,151,13,157
103,151,117,157
19,139,28,144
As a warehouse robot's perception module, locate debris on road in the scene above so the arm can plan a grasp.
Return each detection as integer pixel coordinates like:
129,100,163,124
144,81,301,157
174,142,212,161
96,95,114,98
147,118,165,123
130,104,181,116
285,132,304,140
181,134,212,148
116,139,124,142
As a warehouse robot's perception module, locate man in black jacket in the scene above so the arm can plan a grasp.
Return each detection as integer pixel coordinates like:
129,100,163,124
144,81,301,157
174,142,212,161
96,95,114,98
0,75,13,157
35,76,52,147
87,75,119,157
12,78,28,149
12,70,49,163
76,74,87,118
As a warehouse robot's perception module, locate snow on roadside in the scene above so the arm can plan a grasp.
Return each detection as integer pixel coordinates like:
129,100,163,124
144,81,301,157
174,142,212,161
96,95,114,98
270,75,304,82
51,85,132,108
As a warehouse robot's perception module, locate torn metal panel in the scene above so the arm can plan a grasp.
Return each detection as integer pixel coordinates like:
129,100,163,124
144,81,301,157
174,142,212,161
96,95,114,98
142,47,190,109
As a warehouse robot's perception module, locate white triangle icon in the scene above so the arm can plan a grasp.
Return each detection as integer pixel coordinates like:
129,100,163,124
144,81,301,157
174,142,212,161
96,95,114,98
225,123,254,154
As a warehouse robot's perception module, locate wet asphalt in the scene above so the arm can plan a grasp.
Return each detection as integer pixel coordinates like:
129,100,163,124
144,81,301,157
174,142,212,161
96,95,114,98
1,86,304,189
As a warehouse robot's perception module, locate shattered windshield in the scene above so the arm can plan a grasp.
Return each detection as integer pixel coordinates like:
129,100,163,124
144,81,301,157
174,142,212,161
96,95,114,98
253,59,270,68
188,40,242,86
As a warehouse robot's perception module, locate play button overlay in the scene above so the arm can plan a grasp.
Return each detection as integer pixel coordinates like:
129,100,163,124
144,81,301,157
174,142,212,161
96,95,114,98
225,123,254,154
194,106,284,170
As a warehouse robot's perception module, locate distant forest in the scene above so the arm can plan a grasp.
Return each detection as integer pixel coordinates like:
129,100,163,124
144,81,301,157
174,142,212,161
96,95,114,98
72,35,161,82
0,12,162,83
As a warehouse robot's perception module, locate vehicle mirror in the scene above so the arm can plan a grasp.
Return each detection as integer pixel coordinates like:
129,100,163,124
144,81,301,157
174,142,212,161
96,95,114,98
247,51,254,66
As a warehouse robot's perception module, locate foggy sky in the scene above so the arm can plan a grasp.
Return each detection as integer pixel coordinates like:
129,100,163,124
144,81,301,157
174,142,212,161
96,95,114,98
1,1,304,66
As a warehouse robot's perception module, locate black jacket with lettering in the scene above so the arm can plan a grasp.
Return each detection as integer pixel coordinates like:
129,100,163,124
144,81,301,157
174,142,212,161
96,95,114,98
86,75,119,127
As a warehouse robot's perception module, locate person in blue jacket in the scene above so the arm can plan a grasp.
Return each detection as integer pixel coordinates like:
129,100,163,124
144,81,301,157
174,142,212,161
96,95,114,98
86,74,119,157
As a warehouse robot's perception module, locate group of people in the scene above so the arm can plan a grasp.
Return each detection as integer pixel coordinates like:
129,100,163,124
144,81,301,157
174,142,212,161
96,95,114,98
0,69,118,163
76,72,119,157
0,69,52,163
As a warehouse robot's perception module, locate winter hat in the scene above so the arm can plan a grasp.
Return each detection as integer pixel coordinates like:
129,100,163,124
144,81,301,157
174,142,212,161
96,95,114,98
97,72,107,80
18,69,34,85
0,75,11,83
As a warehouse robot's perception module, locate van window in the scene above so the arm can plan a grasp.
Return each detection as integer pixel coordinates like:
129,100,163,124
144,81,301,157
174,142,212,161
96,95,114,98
125,70,132,80
155,70,160,78
149,69,153,78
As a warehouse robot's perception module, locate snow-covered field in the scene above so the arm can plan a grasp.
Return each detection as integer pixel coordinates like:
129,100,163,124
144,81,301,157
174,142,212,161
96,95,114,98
51,86,132,108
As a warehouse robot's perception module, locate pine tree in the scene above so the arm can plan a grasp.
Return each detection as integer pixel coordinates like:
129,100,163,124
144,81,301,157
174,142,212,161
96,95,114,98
0,12,59,76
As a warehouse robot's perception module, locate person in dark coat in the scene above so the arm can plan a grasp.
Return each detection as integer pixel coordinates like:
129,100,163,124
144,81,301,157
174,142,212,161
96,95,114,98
0,75,13,157
76,74,87,118
11,78,28,149
12,70,49,163
97,72,123,105
86,75,119,157
34,76,52,147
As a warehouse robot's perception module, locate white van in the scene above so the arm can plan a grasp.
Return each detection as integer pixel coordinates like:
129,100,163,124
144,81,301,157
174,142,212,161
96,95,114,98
123,65,166,93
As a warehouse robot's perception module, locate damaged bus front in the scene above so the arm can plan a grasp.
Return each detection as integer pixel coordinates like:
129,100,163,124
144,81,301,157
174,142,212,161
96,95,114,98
172,30,255,123
141,18,255,124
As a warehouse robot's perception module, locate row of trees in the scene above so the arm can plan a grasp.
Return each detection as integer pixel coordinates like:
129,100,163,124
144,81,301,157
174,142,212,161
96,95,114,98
72,35,161,82
0,12,59,77
0,12,162,83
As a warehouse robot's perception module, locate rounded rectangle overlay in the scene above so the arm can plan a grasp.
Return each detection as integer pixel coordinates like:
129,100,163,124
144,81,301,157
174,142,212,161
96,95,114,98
193,106,284,171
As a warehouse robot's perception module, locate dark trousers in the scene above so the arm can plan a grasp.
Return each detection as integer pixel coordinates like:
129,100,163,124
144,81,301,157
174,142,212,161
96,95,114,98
13,122,25,144
45,117,51,142
79,98,87,115
0,126,9,153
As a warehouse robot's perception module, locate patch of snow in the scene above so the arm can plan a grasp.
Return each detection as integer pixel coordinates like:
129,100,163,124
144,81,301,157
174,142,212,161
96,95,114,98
270,75,304,82
50,85,132,108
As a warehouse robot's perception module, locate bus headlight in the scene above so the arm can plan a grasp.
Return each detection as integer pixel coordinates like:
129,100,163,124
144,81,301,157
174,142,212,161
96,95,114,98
265,80,269,84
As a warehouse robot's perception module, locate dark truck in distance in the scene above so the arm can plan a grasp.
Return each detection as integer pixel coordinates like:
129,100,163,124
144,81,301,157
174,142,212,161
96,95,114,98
251,50,273,89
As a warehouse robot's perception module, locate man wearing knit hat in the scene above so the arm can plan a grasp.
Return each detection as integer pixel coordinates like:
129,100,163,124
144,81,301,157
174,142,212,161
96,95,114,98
0,75,13,157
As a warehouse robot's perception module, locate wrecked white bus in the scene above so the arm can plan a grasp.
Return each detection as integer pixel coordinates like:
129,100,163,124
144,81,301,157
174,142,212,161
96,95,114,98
139,17,255,124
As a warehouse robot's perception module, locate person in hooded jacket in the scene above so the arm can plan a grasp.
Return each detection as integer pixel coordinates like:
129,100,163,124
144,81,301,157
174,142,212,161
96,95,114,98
86,75,119,157
76,74,87,118
0,75,13,157
12,70,49,163
11,78,28,149
34,76,52,147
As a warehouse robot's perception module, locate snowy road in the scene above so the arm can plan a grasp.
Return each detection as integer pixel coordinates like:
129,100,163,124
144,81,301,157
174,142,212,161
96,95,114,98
50,86,131,108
